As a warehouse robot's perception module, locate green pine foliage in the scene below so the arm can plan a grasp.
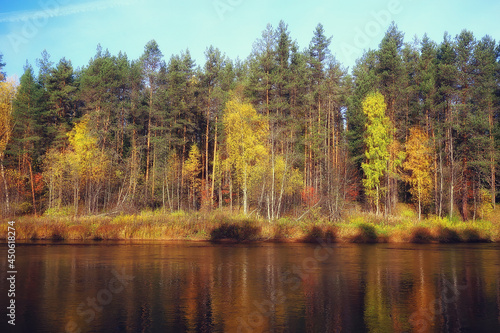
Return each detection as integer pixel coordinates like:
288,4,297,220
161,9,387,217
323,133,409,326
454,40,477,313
0,22,498,222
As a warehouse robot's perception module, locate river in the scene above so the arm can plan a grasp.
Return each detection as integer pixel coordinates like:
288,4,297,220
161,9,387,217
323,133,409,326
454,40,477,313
1,241,499,332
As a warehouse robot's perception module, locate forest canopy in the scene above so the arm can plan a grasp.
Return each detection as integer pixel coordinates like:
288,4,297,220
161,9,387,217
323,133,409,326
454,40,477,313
0,21,498,221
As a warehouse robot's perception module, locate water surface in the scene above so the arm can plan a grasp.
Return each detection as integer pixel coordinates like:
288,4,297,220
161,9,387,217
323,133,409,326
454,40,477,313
1,241,499,332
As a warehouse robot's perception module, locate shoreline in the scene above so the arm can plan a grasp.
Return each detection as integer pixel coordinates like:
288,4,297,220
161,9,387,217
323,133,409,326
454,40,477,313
1,210,499,244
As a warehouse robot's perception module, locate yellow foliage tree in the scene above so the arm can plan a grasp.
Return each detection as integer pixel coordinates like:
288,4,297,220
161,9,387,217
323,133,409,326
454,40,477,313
67,117,110,213
0,80,15,152
361,92,391,215
183,144,201,209
223,99,268,215
403,127,433,220
0,79,16,213
42,148,68,210
261,155,303,220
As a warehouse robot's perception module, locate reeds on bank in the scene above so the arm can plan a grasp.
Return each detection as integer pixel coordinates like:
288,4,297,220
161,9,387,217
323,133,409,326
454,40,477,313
1,206,499,243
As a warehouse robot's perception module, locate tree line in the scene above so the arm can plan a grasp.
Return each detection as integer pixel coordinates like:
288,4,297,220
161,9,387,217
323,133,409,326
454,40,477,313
0,21,498,221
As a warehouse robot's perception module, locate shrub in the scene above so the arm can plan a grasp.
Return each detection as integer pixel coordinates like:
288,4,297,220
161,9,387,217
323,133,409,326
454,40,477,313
210,221,261,241
434,227,461,243
302,225,337,243
351,223,378,243
460,228,488,243
409,227,433,243
44,206,75,217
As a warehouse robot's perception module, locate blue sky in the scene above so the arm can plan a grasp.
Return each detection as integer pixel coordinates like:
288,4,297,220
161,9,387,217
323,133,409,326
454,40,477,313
0,0,499,79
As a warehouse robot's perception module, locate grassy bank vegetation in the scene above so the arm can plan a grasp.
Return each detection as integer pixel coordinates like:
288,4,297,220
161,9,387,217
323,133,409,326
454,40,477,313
1,205,499,243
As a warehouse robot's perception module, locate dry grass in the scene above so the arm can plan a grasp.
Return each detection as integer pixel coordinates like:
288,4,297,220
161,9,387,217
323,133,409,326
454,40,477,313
1,205,499,243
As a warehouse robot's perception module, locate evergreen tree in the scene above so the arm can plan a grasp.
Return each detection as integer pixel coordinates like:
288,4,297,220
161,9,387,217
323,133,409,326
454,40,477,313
417,35,442,215
247,23,277,115
0,53,5,82
10,65,45,214
308,23,332,77
376,22,405,214
37,50,53,89
472,35,498,209
45,57,78,146
454,30,477,220
200,45,228,207
436,32,458,217
140,40,164,198
80,45,121,149
306,23,332,195
347,50,378,204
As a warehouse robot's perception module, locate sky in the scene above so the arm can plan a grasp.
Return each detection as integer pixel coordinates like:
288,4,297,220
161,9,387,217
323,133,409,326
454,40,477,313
0,0,499,80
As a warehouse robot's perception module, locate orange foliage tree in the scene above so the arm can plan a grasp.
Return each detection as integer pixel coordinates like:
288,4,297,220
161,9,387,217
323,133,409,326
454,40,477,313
403,127,433,220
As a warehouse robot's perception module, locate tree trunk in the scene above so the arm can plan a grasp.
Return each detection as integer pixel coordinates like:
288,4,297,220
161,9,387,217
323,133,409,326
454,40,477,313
490,109,496,208
439,150,443,218
145,92,152,190
243,164,248,215
434,134,439,216
151,139,156,198
210,116,218,209
205,88,211,208
418,181,422,220
229,171,233,212
462,159,468,221
28,161,37,216
0,154,10,215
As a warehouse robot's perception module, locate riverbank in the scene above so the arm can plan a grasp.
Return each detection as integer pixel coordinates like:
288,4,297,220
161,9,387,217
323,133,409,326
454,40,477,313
2,207,500,243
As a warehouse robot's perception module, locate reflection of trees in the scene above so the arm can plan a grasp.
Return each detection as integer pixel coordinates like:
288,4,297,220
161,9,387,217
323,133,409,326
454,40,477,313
9,243,500,332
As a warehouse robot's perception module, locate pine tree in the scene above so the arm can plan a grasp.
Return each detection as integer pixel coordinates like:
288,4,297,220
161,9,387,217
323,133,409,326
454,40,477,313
201,45,228,208
376,22,405,214
80,45,121,150
141,40,164,199
0,53,6,82
436,32,458,218
247,23,277,116
10,65,45,214
347,51,378,206
472,35,498,209
416,35,442,215
309,23,332,76
454,30,477,220
348,51,378,168
306,23,332,197
45,57,78,146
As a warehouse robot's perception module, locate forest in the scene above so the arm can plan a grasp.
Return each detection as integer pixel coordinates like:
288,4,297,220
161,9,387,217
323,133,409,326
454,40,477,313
0,21,499,223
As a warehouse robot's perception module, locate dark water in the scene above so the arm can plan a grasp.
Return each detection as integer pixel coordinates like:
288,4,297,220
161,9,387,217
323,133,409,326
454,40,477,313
1,241,499,332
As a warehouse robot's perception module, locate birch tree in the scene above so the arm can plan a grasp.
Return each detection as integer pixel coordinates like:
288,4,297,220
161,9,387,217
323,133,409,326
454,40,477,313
361,92,391,215
223,98,268,215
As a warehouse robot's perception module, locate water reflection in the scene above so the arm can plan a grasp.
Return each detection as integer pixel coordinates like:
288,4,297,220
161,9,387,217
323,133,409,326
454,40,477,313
1,242,499,332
